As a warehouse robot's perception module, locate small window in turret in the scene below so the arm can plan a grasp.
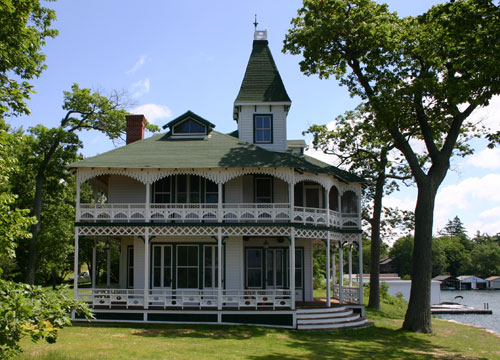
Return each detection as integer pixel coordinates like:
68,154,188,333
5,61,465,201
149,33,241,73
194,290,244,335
172,118,207,136
254,115,273,144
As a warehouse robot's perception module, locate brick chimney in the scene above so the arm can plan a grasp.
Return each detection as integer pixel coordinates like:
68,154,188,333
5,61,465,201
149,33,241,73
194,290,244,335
126,114,146,144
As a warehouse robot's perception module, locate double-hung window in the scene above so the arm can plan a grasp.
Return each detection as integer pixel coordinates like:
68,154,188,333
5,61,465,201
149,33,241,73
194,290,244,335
254,115,272,144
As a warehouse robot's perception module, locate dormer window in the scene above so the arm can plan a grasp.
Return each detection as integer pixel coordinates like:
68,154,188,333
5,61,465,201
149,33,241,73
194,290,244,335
254,114,273,144
163,110,215,140
172,118,207,136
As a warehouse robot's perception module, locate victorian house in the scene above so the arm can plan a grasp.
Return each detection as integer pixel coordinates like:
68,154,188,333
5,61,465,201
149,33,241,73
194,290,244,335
70,29,367,330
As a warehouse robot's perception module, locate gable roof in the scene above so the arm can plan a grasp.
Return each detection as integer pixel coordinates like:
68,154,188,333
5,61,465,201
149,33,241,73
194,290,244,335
69,130,363,183
163,110,215,130
235,40,291,104
485,276,500,281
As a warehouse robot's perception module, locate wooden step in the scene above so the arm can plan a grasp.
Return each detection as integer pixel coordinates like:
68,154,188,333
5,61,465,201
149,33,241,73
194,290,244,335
296,309,353,320
297,314,360,325
297,318,368,330
296,306,347,315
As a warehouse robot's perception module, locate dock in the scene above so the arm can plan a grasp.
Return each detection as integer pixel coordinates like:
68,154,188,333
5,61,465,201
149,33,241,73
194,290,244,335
431,308,492,314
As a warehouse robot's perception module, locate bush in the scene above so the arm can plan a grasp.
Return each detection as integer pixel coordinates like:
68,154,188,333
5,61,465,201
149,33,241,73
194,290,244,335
0,280,92,358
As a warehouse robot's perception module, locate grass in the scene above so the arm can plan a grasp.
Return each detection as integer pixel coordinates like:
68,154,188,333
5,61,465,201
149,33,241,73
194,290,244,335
17,291,500,360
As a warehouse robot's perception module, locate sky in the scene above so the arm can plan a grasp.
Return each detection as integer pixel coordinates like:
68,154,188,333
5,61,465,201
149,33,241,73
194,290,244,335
10,0,500,240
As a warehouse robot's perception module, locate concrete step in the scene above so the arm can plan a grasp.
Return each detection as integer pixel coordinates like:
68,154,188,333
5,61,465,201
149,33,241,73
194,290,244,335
296,309,353,320
297,318,368,330
297,314,360,325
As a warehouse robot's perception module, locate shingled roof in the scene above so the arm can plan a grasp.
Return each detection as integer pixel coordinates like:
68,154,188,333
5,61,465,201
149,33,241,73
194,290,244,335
69,130,363,183
235,39,291,104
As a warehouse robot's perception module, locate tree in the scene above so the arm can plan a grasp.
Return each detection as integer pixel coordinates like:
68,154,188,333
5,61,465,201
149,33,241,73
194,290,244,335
0,0,57,118
284,0,500,332
469,243,500,278
306,105,413,310
24,84,159,284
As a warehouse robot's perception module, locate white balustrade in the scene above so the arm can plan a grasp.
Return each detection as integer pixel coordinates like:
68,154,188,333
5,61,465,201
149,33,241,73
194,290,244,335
78,203,359,228
78,288,292,310
332,285,361,304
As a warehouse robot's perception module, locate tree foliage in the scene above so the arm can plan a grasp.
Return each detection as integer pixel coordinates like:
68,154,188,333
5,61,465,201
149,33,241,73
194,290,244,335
284,0,500,333
0,0,58,118
306,104,414,309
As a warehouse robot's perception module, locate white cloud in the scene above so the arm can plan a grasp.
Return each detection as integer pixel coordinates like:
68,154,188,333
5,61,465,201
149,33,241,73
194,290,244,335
130,78,150,98
383,196,415,213
466,95,500,133
465,148,500,170
126,55,148,74
130,104,172,123
479,206,500,219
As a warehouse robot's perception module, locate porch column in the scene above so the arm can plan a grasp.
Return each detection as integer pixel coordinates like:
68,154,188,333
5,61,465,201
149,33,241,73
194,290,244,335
326,232,331,307
332,243,336,289
339,244,344,304
145,183,151,221
218,183,223,222
358,235,364,305
290,227,296,310
348,244,353,287
73,228,79,303
289,177,294,222
106,240,111,287
217,227,222,310
325,187,330,226
144,228,149,309
91,240,97,288
76,179,81,221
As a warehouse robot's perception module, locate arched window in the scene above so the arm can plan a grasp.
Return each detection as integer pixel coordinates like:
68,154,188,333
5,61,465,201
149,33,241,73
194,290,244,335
329,186,339,211
341,191,358,213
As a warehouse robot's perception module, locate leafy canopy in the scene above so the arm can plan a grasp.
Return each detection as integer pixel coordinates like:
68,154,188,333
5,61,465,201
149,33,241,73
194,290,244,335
0,0,58,118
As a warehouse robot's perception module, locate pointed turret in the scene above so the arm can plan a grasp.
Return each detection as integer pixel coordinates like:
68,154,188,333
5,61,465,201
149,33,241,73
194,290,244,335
234,28,291,153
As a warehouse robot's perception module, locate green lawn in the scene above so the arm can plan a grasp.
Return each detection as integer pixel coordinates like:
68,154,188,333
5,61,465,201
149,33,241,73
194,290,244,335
17,292,500,360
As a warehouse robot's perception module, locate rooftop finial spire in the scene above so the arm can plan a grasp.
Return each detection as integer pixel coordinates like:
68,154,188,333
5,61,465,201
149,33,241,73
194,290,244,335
253,15,267,41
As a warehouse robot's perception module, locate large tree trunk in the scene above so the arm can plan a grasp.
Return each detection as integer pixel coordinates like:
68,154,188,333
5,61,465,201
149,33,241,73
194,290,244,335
25,172,46,285
402,181,437,333
368,174,385,309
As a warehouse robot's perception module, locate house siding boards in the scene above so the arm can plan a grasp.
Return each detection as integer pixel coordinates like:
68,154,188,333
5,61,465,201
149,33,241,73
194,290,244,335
224,177,243,203
237,105,287,152
225,237,243,290
108,175,145,203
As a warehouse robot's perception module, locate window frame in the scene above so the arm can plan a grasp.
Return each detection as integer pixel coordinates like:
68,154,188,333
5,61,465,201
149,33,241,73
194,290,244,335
176,245,199,289
254,176,273,203
253,114,273,144
151,244,173,289
171,118,207,137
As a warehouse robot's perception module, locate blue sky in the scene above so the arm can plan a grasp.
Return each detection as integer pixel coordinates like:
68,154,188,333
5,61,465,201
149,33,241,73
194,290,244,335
11,0,500,239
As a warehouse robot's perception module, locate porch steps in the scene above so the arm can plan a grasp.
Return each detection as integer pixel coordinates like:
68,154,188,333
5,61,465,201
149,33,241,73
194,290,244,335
296,307,370,330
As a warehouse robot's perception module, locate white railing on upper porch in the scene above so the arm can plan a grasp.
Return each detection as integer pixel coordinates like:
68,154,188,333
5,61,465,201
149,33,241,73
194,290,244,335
78,203,361,229
77,288,292,310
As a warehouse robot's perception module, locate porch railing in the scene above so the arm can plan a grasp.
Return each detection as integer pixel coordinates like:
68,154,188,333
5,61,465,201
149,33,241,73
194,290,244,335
78,203,360,229
77,288,292,310
332,285,362,304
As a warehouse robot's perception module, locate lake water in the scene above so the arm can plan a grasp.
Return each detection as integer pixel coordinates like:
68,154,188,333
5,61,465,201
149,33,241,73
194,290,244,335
434,290,500,334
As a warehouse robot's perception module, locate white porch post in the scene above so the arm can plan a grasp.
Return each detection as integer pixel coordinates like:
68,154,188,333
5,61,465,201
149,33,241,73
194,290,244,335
349,244,353,287
339,243,344,305
218,183,223,222
289,172,294,222
91,240,97,288
217,227,222,310
146,183,151,221
332,243,336,289
358,235,364,305
144,228,149,309
326,232,331,307
290,227,296,310
76,179,81,221
325,187,330,226
73,228,79,303
106,240,111,287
